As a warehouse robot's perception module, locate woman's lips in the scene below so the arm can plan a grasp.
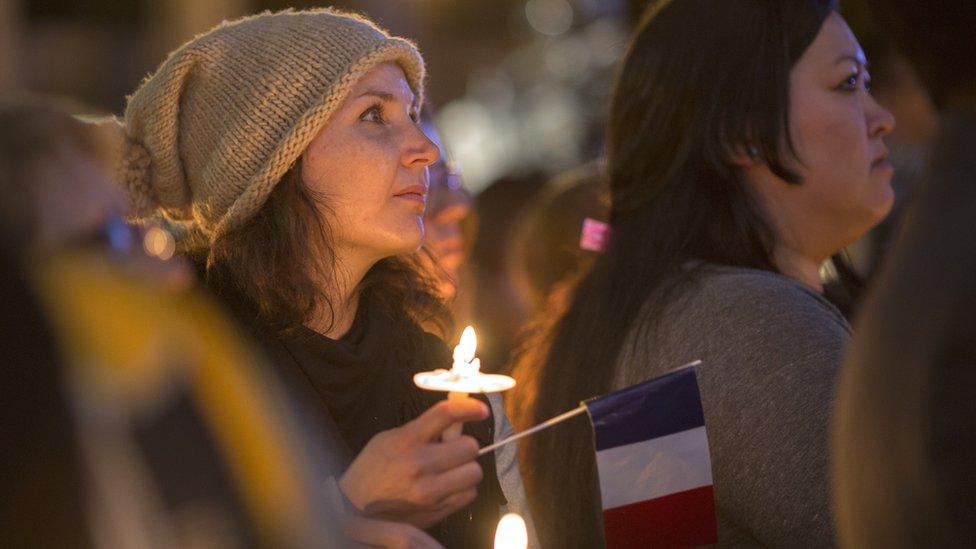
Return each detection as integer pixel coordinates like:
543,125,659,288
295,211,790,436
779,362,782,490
394,185,428,208
871,149,891,171
396,192,426,203
871,157,893,171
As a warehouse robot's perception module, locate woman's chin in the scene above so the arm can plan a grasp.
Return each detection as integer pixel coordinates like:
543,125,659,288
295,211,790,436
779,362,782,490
853,175,897,227
363,219,425,259
395,233,425,256
871,183,897,224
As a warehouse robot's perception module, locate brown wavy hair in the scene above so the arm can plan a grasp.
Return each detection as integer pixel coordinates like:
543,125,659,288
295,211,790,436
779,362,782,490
192,162,451,338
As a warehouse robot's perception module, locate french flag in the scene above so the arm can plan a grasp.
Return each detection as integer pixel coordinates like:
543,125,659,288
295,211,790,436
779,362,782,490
584,366,717,548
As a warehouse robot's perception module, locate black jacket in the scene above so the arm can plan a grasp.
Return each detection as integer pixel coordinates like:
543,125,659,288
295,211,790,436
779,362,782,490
214,281,503,548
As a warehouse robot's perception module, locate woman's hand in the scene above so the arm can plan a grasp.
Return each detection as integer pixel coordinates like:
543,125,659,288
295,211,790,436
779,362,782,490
343,515,444,549
339,398,489,528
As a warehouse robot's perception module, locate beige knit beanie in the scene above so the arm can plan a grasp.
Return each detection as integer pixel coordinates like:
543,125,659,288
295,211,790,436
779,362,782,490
114,8,425,242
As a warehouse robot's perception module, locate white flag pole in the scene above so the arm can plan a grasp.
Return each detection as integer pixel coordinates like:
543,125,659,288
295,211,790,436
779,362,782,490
478,404,587,456
477,359,703,456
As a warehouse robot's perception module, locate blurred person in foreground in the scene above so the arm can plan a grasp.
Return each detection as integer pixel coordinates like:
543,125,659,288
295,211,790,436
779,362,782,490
519,0,895,545
105,9,527,547
833,1,976,546
0,100,341,547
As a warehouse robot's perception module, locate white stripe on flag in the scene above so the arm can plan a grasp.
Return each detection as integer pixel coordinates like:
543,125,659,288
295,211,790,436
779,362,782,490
596,425,712,510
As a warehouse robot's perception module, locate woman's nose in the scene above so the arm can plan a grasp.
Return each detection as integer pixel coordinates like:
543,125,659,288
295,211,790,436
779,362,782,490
868,95,896,139
404,125,440,168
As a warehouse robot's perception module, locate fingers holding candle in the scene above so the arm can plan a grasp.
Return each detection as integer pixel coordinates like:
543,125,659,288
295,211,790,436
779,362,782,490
338,399,489,529
353,452,482,529
442,391,469,441
406,397,489,442
363,459,482,524
423,432,480,472
422,460,483,503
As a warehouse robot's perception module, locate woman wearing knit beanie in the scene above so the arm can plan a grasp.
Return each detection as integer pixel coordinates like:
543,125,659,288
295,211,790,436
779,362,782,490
110,8,514,548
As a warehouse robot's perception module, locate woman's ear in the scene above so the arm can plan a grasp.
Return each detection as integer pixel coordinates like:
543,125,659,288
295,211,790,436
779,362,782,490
727,143,762,168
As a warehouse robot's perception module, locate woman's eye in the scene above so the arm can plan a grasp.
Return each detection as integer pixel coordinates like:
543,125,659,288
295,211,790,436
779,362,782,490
360,104,385,124
836,74,859,92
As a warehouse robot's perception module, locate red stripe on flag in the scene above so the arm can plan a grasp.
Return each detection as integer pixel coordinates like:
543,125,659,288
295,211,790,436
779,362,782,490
603,485,717,548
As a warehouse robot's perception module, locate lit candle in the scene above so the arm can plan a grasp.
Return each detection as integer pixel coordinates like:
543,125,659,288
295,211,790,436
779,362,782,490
452,326,481,378
443,326,480,440
493,513,528,549
413,325,516,441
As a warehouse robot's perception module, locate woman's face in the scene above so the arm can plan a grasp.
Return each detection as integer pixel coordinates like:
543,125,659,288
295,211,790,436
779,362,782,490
301,62,439,263
751,13,896,258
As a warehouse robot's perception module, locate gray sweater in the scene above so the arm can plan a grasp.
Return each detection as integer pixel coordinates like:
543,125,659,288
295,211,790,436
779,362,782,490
614,265,850,547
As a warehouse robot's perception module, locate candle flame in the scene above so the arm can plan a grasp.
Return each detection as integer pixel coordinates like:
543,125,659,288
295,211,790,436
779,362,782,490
493,513,528,549
454,325,477,364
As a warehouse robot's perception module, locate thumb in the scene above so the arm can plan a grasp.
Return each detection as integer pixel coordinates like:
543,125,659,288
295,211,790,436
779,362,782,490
405,398,489,442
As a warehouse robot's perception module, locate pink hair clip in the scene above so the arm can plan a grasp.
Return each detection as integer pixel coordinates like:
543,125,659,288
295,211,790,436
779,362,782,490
580,217,610,252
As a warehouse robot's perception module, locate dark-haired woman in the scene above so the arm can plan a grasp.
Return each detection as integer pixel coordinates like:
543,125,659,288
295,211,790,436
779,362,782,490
516,0,895,546
109,9,514,548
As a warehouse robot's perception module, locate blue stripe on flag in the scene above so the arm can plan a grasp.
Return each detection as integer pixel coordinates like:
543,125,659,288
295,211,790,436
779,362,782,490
584,366,705,451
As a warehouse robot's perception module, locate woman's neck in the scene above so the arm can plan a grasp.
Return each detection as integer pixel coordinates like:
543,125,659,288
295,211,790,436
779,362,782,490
773,244,824,293
748,188,829,293
306,251,377,339
309,291,360,339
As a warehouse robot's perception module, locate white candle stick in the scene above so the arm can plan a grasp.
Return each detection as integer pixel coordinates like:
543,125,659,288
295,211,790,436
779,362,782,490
478,359,703,455
478,405,587,456
413,326,516,441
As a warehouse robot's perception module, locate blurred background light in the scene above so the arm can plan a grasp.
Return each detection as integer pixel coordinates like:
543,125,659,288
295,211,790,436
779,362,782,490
582,18,628,66
1,0,633,195
143,226,176,260
520,83,582,165
439,99,519,192
524,0,574,36
543,35,592,80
